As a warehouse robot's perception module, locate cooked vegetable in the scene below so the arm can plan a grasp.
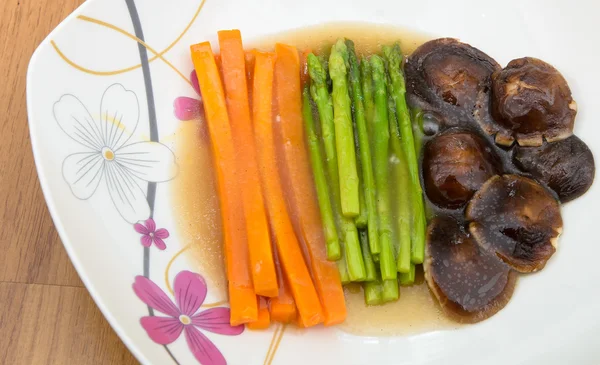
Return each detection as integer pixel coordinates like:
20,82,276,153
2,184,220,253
268,240,297,323
513,135,595,202
329,39,360,217
425,216,517,323
191,41,258,325
254,45,323,327
347,40,380,257
307,52,366,282
360,57,375,137
466,175,563,273
370,55,396,281
302,86,341,260
423,130,501,209
399,264,416,286
491,57,576,146
248,297,271,330
355,170,368,228
382,278,400,303
218,30,278,298
404,38,500,130
359,229,377,282
387,93,412,274
275,43,347,326
364,279,383,306
384,44,427,264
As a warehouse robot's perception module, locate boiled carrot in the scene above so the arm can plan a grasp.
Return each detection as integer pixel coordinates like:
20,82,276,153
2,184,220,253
269,238,297,323
252,50,323,327
190,42,257,325
274,44,347,326
247,297,271,330
218,30,278,298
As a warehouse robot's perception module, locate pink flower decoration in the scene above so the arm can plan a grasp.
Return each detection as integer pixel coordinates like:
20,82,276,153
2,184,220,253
174,70,203,121
134,218,170,250
133,271,244,365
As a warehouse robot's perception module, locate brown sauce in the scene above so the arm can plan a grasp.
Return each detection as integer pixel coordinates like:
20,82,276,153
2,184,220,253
172,23,458,335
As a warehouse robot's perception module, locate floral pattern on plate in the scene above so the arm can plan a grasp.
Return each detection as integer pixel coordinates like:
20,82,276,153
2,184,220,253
133,270,244,365
53,83,178,224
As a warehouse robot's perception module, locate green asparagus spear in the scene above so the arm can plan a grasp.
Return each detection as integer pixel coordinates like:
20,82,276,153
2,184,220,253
387,86,412,274
359,229,377,281
399,263,416,286
302,86,341,260
337,243,351,284
308,53,366,282
355,167,368,229
346,40,380,256
370,55,397,281
329,39,360,218
383,44,427,264
308,54,338,185
382,279,400,303
364,279,383,306
360,58,375,137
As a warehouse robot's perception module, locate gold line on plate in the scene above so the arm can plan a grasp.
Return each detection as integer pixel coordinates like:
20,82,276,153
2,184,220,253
51,0,207,85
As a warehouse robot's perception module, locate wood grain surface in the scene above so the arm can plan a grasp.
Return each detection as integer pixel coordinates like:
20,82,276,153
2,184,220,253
0,0,138,363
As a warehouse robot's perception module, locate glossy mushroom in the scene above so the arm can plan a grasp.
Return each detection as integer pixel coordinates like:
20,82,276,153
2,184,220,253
405,38,500,129
489,57,577,147
424,216,517,324
513,135,595,202
423,129,502,209
466,175,563,272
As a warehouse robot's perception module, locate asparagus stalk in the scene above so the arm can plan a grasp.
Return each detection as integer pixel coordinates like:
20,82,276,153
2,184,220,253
399,263,416,286
329,39,360,218
386,86,412,274
363,279,383,306
337,243,351,284
383,44,427,264
370,55,397,281
360,58,375,137
302,86,341,260
382,279,400,303
346,40,381,256
308,53,366,282
359,229,377,281
355,167,368,229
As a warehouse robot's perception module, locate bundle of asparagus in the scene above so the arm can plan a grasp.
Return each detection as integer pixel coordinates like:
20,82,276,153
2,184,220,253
303,39,426,305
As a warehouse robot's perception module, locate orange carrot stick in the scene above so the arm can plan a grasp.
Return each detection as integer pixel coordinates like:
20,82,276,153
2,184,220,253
218,30,278,298
247,297,271,330
253,50,323,327
268,236,297,323
190,42,257,325
274,43,347,326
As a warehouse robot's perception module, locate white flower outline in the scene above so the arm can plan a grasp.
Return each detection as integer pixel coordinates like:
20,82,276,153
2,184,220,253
54,83,178,224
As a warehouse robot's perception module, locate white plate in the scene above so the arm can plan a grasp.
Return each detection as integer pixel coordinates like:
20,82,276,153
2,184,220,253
27,0,600,364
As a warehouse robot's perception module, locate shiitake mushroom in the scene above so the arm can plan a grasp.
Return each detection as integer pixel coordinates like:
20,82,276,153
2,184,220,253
423,129,502,209
488,57,577,147
405,38,500,129
425,216,517,323
466,175,563,273
513,135,595,202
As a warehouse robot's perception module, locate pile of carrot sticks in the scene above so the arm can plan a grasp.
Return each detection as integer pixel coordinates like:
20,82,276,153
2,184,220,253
190,30,346,329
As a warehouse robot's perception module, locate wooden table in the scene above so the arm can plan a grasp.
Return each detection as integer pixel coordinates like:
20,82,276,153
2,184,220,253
0,1,138,363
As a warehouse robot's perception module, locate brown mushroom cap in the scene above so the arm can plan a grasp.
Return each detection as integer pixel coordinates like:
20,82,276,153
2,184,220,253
423,130,502,209
466,175,563,272
513,135,595,202
425,216,517,324
405,38,500,129
489,57,576,147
